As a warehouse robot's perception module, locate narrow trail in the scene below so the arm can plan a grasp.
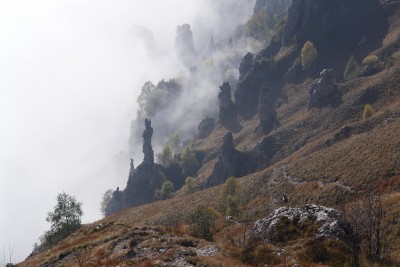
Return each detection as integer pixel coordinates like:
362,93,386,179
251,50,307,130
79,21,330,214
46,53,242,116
266,165,355,211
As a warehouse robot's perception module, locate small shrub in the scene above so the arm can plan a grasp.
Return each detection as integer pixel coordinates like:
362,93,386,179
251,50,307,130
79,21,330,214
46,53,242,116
362,55,380,76
155,180,175,200
270,215,319,243
185,176,195,194
363,104,374,120
300,239,350,265
362,54,379,66
240,242,281,266
301,41,318,71
186,205,219,240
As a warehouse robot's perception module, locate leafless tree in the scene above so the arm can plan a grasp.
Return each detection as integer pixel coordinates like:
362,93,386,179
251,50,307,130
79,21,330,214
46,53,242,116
2,244,14,266
341,191,395,266
71,248,90,267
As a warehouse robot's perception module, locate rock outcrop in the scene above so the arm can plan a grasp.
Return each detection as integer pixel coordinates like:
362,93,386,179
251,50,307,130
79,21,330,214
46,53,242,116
142,118,154,166
218,82,238,129
238,52,253,80
106,119,164,215
175,24,196,66
282,0,386,47
254,204,350,243
197,116,215,139
207,36,216,54
258,85,278,134
204,132,241,187
235,53,277,119
308,69,341,109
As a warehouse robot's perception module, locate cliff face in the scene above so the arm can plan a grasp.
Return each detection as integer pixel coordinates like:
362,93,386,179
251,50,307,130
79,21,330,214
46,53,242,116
282,0,388,74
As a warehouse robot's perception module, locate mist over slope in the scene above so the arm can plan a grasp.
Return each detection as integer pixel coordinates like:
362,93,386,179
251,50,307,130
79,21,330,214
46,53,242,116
0,0,255,262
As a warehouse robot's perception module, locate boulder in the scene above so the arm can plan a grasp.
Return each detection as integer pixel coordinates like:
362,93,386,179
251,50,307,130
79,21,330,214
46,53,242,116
308,69,341,109
253,204,350,243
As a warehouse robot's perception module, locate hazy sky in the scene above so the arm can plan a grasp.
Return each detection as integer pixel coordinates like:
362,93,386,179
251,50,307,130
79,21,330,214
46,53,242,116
0,0,254,263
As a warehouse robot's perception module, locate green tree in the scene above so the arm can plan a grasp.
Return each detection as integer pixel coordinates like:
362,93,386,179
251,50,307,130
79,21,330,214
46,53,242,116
41,192,83,247
218,177,239,216
157,144,173,167
137,81,169,117
226,195,239,217
301,41,318,71
344,55,360,81
155,180,175,200
167,133,181,155
186,205,219,240
246,9,276,43
100,189,113,217
179,147,200,177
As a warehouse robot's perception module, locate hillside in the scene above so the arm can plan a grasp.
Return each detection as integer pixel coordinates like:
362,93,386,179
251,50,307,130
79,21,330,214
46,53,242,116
18,1,400,267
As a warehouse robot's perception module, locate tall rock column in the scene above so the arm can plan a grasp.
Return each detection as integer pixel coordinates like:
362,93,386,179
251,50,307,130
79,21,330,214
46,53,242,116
175,24,196,66
218,82,238,129
142,118,154,166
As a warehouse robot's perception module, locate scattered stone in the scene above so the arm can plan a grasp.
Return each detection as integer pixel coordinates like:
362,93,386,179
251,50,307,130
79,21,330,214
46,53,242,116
224,216,236,223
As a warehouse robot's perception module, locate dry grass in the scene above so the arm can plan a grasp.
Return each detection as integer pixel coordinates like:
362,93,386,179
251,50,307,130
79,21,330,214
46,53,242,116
17,6,400,267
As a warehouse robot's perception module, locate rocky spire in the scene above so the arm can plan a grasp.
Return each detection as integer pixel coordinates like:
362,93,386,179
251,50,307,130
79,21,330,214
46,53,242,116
142,118,154,166
218,82,239,130
203,132,238,187
258,85,277,134
129,158,135,176
175,24,196,66
207,36,216,54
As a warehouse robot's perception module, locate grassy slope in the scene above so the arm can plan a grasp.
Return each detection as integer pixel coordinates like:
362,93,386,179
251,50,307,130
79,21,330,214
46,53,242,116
19,7,400,267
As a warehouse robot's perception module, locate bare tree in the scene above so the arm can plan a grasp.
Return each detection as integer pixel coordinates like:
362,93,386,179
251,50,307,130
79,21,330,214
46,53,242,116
71,248,90,267
342,191,393,266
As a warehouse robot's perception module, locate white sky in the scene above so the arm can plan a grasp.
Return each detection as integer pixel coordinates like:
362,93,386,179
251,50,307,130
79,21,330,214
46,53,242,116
0,0,254,263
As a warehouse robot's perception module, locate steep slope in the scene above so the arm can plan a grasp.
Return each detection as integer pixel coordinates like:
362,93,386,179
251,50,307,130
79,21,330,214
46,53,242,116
18,2,400,267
